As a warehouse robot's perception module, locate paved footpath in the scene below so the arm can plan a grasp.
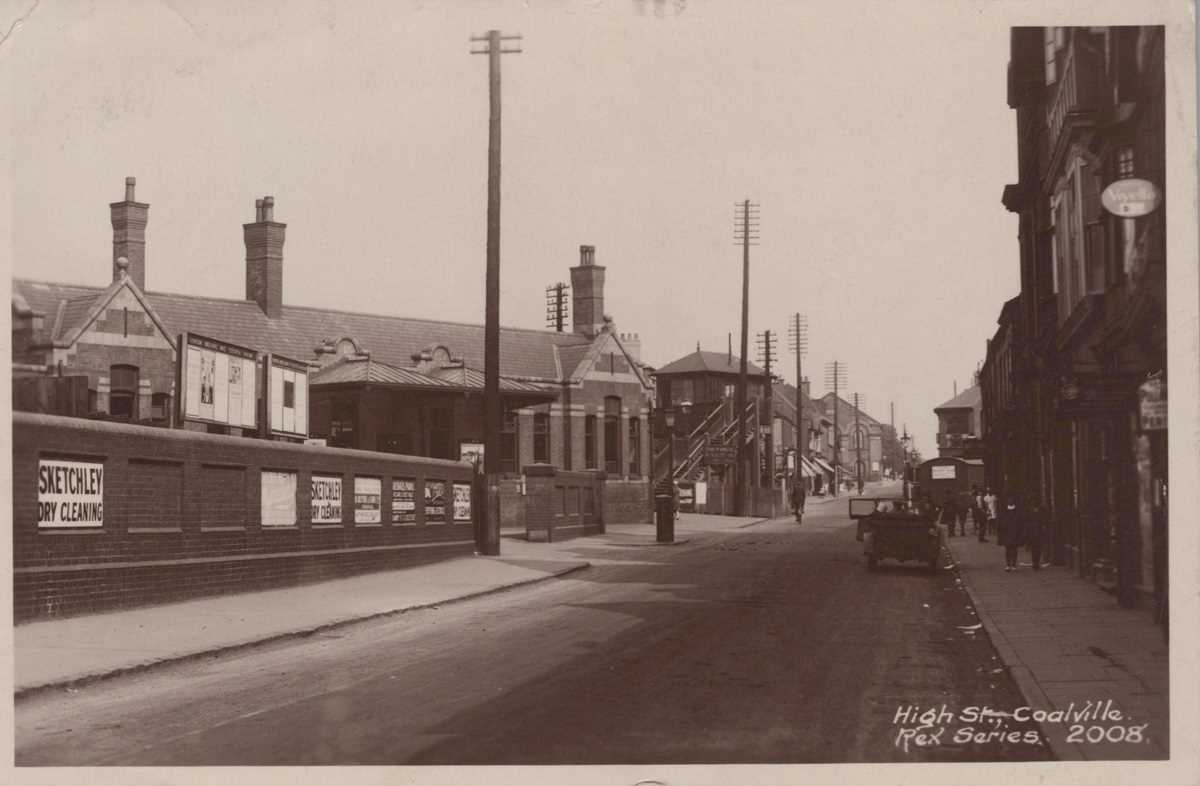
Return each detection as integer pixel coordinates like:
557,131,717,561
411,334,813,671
945,534,1169,760
14,513,764,697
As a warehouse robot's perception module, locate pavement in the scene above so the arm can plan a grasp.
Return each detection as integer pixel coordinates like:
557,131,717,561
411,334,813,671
13,512,766,697
944,531,1169,760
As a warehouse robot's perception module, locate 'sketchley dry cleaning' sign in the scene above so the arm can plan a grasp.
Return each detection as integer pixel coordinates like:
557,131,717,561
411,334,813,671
38,459,104,527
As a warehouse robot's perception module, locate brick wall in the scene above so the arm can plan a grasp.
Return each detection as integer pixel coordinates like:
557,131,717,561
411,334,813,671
524,465,606,542
604,477,652,524
13,413,477,621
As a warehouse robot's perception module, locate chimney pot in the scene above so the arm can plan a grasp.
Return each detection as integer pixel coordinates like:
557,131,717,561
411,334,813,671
111,177,148,289
124,177,136,201
255,198,264,223
263,196,275,222
579,245,595,266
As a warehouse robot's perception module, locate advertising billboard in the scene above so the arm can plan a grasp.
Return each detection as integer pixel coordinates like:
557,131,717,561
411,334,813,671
266,353,309,438
37,458,104,528
179,333,258,430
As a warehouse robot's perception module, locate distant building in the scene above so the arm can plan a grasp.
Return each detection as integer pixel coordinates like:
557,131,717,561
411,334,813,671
820,393,885,483
934,384,983,460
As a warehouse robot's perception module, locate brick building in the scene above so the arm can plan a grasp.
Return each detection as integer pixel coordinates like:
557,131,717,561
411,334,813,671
820,393,885,483
989,26,1166,615
934,384,983,459
12,179,654,525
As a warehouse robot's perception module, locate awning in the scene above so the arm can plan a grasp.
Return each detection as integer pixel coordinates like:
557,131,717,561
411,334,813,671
811,457,835,476
798,455,819,478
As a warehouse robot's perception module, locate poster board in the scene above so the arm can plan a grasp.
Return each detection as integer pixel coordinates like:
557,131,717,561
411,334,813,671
354,477,382,524
452,482,472,522
261,470,297,527
392,478,416,524
178,332,258,430
265,353,310,438
37,458,104,528
424,480,446,523
931,464,957,480
311,474,343,523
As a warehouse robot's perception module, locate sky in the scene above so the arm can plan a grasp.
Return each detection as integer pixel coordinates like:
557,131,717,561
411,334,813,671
4,0,1041,453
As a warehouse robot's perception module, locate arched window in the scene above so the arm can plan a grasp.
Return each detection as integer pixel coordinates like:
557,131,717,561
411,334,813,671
604,397,621,474
109,364,139,420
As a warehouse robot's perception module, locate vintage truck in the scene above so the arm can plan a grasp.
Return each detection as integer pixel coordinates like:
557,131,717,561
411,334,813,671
849,497,943,572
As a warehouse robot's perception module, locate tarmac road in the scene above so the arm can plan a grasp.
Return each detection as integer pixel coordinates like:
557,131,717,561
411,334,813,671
15,495,1053,765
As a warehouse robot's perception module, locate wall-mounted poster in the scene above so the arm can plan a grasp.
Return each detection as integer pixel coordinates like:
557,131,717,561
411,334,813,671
425,480,445,523
354,477,381,524
180,333,257,429
267,353,310,437
37,458,104,528
261,470,297,527
459,442,484,466
452,482,472,522
392,478,416,524
311,474,343,523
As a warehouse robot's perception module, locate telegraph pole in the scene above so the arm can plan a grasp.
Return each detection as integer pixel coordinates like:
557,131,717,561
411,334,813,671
788,314,808,489
471,30,521,555
756,329,777,489
824,361,847,495
733,199,759,515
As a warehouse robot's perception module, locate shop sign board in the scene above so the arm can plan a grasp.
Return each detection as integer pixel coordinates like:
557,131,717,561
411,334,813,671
1101,178,1162,218
705,444,737,465
311,474,343,523
1138,377,1167,431
459,442,485,466
180,332,258,430
37,458,104,528
354,477,382,524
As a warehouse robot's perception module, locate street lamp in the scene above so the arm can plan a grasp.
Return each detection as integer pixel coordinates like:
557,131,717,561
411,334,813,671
900,432,913,500
657,399,692,543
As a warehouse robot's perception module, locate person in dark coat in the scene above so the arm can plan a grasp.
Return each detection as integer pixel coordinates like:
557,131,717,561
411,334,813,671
941,495,961,536
1026,495,1048,570
791,481,806,523
997,496,1023,571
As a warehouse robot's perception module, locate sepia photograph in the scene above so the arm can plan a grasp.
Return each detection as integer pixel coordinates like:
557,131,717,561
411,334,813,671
3,1,1198,783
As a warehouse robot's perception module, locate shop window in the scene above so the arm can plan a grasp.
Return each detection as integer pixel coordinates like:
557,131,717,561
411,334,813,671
628,417,641,476
584,415,597,470
109,364,139,420
500,411,518,474
533,411,550,463
604,396,621,474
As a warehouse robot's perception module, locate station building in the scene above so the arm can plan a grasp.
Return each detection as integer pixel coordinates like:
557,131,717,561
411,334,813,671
12,178,654,527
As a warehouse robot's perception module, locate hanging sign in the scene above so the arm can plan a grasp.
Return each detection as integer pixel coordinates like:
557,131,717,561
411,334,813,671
1101,178,1162,218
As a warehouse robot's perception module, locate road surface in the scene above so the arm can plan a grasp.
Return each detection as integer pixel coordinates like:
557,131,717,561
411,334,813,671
16,493,1051,765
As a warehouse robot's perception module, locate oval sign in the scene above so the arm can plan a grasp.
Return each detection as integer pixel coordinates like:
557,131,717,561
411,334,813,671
1101,178,1162,218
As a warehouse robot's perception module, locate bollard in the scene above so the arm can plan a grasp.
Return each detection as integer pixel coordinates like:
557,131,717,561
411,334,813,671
655,494,675,543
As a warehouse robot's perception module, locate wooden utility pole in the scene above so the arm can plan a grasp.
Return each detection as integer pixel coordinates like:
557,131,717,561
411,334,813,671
471,30,521,555
756,329,777,488
545,282,568,332
825,361,847,495
733,199,759,515
788,314,808,487
853,392,865,484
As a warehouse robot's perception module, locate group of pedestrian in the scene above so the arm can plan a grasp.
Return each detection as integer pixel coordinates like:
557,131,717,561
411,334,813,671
995,494,1049,571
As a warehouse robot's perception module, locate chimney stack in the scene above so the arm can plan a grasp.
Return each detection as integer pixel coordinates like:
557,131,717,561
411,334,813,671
570,245,606,337
244,195,286,319
110,176,149,290
619,332,642,362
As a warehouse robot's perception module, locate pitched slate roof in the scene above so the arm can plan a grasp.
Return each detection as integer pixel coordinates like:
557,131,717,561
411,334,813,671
654,349,767,377
820,392,883,429
935,385,982,412
311,356,460,389
12,278,622,385
772,383,832,427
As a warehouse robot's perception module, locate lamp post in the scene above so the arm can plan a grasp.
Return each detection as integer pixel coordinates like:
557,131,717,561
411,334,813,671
900,432,913,501
658,400,692,542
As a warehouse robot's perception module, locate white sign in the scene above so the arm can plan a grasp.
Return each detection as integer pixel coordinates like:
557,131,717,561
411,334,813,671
931,465,957,480
1101,178,1162,218
459,442,485,465
269,355,309,437
311,475,343,523
182,333,257,429
392,478,416,523
354,477,382,524
38,459,104,528
452,482,472,522
1138,377,1166,431
261,470,297,527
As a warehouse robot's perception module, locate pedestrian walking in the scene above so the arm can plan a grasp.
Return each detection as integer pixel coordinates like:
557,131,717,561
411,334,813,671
955,493,968,538
971,486,988,542
984,488,998,537
997,496,1023,571
791,481,806,524
941,495,960,536
1026,495,1048,570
